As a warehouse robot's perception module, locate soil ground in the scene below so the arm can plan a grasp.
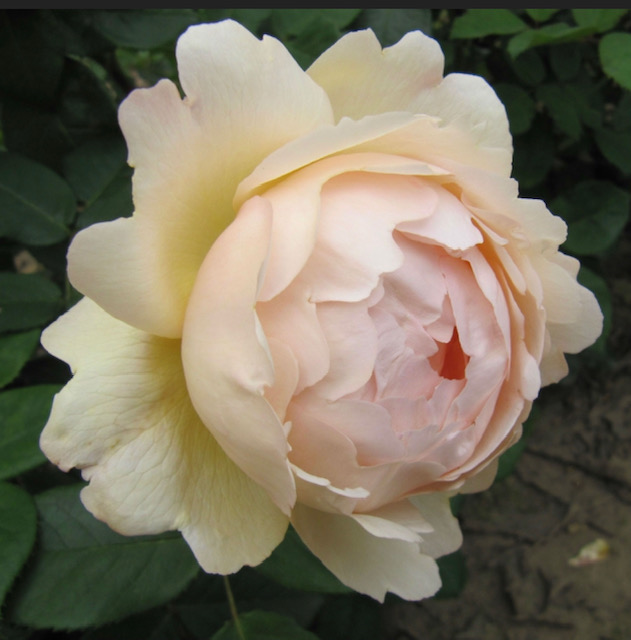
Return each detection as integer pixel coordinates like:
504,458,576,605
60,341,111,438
383,234,631,640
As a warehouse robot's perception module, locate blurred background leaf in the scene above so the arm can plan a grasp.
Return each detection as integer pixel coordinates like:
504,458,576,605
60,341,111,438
0,483,37,606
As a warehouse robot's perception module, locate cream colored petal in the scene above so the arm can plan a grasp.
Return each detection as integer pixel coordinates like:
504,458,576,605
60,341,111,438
355,116,511,177
351,513,423,543
547,282,603,354
236,115,431,206
407,493,463,559
40,298,288,574
308,29,444,121
292,463,368,516
291,503,442,602
409,73,512,174
181,197,296,515
308,29,511,172
72,21,333,338
458,459,499,494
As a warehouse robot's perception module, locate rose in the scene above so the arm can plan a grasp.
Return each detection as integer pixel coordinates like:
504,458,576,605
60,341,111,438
40,20,602,601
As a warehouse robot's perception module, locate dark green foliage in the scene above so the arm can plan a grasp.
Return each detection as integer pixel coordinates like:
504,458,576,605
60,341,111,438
256,527,351,595
6,485,200,630
0,9,627,639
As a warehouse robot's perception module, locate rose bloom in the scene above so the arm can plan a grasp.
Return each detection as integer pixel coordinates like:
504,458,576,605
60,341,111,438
41,21,602,600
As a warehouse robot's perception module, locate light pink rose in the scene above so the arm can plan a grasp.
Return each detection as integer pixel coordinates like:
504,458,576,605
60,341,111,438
40,20,603,600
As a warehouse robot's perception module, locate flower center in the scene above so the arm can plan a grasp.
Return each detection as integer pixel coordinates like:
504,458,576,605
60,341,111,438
428,328,469,380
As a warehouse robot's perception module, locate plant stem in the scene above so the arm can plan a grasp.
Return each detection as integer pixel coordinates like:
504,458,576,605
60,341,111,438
223,575,246,640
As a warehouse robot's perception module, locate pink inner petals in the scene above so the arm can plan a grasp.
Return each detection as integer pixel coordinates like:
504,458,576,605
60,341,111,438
259,170,516,509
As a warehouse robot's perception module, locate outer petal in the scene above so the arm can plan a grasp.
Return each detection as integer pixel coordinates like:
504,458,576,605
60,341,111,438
70,20,333,338
181,197,296,515
238,112,507,209
40,298,288,574
409,73,512,175
407,493,463,559
308,29,444,121
308,28,511,175
291,503,442,602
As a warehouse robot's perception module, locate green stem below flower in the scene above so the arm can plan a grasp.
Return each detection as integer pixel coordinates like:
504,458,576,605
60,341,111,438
223,575,246,640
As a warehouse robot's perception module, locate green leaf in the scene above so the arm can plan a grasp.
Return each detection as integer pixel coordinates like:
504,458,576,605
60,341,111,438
572,9,628,33
0,483,37,607
77,169,133,228
0,329,41,388
508,23,594,59
493,84,536,135
595,127,631,174
63,136,127,204
612,92,631,131
57,58,118,147
91,10,198,49
212,611,319,640
0,384,60,481
63,136,133,228
0,153,75,245
0,274,63,334
512,125,555,188
565,77,603,129
577,267,612,354
550,44,582,81
256,526,351,594
536,83,583,139
509,49,546,86
435,550,467,599
358,9,433,46
8,484,200,630
0,97,74,172
270,9,322,39
600,33,631,91
318,9,363,30
552,180,630,255
285,16,342,69
525,9,560,22
270,10,362,67
451,9,527,39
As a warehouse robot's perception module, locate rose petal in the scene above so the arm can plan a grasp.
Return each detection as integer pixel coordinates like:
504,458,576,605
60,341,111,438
398,185,483,251
257,281,330,394
409,73,512,175
256,153,445,302
41,298,288,574
307,29,444,121
407,493,463,558
70,20,333,338
264,337,300,422
313,301,379,400
181,196,296,515
291,503,442,601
